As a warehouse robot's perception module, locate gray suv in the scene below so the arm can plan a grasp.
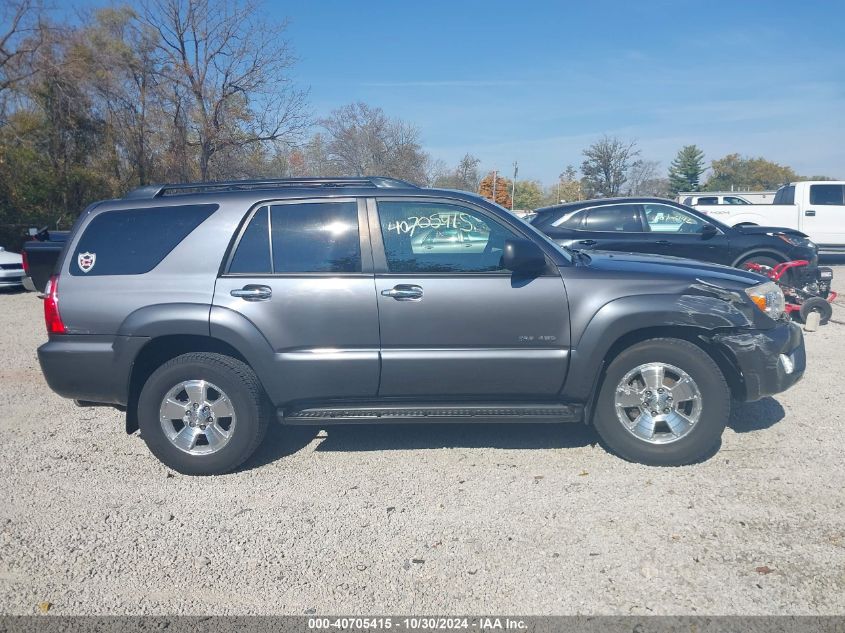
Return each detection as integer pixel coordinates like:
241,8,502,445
37,178,805,474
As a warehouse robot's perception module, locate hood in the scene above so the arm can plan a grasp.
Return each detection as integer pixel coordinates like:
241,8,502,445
576,250,765,287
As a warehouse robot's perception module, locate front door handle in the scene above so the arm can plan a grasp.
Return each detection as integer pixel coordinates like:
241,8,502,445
805,209,816,217
381,284,423,301
578,239,597,246
655,240,671,246
230,285,272,301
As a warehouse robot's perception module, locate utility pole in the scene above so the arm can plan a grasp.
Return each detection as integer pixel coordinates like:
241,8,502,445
492,170,497,203
511,161,518,210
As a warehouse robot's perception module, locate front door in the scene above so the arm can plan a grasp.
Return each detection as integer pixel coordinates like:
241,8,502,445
804,183,845,246
214,198,380,404
638,202,731,265
370,198,570,398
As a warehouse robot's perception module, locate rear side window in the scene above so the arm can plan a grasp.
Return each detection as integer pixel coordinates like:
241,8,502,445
228,201,361,274
228,207,271,273
773,186,795,205
809,184,845,205
583,205,643,232
551,210,586,229
271,201,360,273
71,204,217,276
696,196,719,204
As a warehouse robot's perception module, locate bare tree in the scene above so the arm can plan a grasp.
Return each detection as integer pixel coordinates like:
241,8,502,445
320,102,430,184
433,153,481,191
74,7,164,186
140,0,309,180
625,159,659,196
581,135,640,197
0,0,45,112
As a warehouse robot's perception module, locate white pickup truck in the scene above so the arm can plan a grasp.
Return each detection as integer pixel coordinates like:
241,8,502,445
694,181,845,252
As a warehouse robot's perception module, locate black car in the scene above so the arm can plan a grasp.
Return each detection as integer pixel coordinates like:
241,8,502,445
531,197,817,271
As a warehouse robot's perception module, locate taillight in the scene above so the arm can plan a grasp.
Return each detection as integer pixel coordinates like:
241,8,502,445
21,250,30,274
44,275,67,334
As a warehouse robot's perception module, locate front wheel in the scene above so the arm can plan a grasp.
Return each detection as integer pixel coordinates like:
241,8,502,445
592,338,730,466
137,352,270,475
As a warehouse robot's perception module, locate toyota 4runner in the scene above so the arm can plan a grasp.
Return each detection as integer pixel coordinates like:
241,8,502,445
37,177,806,474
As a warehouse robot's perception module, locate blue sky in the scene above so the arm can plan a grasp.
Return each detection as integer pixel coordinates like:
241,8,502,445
275,0,845,183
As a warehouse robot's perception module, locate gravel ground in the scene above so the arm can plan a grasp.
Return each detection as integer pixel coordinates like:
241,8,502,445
1,264,844,616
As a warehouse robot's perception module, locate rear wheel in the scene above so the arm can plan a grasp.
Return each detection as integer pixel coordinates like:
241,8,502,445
592,338,730,466
138,352,270,475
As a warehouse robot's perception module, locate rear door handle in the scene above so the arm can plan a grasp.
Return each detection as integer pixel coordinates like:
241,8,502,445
578,239,597,246
805,209,816,217
381,284,423,301
230,285,272,301
655,240,671,245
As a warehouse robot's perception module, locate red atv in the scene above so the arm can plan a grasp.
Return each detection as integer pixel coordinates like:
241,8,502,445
743,260,835,325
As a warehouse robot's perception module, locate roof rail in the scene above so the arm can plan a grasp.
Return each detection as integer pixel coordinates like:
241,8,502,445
124,177,419,199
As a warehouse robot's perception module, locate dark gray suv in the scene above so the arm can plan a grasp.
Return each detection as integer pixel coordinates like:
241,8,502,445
37,177,805,474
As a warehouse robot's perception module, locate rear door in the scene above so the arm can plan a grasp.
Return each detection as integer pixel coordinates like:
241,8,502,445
213,198,380,404
370,197,570,398
540,203,648,252
804,184,845,246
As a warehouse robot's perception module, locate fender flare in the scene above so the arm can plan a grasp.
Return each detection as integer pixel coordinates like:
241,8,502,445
561,292,756,403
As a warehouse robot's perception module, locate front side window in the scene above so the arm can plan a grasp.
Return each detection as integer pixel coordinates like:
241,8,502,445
228,201,361,274
583,205,642,232
377,201,519,273
644,204,707,234
809,184,845,206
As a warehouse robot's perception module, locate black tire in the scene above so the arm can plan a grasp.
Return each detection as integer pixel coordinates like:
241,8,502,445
592,338,730,466
738,255,780,272
799,297,832,325
138,352,270,475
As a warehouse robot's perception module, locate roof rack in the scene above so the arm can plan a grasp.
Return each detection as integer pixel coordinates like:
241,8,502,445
124,177,419,199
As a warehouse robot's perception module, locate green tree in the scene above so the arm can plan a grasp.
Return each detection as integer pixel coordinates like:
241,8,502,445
704,154,798,191
512,179,544,210
668,145,705,193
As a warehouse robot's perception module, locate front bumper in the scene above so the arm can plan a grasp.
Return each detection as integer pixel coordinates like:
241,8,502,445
714,320,805,402
0,271,24,287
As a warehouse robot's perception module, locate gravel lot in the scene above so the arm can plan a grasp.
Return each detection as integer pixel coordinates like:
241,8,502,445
1,263,844,615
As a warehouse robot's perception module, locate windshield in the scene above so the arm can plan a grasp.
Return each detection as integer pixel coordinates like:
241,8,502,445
486,200,575,263
677,200,731,231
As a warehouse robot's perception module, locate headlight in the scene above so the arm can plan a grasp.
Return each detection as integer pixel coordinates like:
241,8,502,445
745,281,786,319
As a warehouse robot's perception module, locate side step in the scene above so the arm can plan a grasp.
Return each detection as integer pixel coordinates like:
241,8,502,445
281,403,583,425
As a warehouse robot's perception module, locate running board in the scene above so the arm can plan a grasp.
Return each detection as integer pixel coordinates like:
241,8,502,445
280,403,583,425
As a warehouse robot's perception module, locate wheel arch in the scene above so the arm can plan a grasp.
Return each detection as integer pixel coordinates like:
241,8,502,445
563,294,752,418
125,335,250,433
120,304,277,434
731,249,786,268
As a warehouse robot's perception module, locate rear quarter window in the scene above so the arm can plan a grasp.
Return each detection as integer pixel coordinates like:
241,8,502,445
70,204,217,276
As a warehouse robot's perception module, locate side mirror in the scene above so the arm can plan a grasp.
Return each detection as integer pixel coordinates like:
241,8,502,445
701,224,718,238
503,238,547,273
